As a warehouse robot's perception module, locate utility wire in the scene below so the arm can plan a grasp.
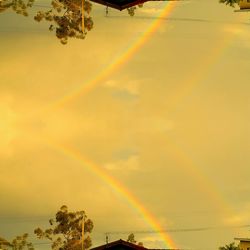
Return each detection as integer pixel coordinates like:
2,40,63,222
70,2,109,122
105,224,250,234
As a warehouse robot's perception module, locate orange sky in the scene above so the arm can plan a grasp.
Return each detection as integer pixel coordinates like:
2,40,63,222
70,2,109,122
0,1,250,250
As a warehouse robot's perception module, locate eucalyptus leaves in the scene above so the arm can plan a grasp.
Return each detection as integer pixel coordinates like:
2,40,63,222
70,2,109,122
0,0,93,44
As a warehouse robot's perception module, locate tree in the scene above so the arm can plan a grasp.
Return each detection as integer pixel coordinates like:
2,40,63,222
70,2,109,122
219,242,240,250
0,237,11,250
34,205,94,250
0,0,35,16
127,4,144,17
127,233,137,244
11,234,34,250
127,233,143,247
219,0,239,7
34,0,93,44
0,0,93,44
0,0,145,44
0,234,34,250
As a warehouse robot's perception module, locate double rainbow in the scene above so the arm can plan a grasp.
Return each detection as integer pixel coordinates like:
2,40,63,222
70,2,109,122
47,1,244,248
47,1,179,248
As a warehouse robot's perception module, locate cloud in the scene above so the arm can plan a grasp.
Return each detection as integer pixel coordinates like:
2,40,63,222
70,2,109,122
138,235,167,249
104,155,139,171
104,79,140,96
222,204,250,226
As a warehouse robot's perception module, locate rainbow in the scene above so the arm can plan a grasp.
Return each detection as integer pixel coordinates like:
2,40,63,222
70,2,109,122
45,2,179,248
49,1,178,109
48,141,177,249
155,19,244,216
43,3,247,248
163,137,231,213
165,37,235,109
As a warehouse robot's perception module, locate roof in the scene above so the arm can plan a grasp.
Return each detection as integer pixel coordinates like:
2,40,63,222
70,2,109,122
90,0,147,10
235,238,250,242
90,0,180,10
91,239,147,250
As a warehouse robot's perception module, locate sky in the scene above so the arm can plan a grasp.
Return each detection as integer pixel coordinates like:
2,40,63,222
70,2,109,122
0,0,250,250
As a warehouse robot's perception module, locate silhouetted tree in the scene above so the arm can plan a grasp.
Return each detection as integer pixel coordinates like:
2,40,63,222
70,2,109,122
34,0,93,44
1,0,148,44
0,237,11,250
127,233,143,247
127,4,143,17
0,234,34,250
0,0,93,44
11,234,34,250
34,205,94,250
127,233,137,244
219,0,239,7
0,0,34,16
219,242,240,250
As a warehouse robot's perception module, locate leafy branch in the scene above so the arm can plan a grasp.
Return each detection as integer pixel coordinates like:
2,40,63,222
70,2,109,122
34,205,94,250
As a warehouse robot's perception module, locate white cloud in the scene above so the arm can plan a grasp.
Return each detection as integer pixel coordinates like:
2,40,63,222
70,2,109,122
104,79,140,96
104,155,139,171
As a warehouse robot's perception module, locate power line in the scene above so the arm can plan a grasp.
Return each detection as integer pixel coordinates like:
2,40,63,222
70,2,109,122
105,224,250,234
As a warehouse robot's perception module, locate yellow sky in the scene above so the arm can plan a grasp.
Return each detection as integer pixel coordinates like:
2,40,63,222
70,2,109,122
0,1,250,250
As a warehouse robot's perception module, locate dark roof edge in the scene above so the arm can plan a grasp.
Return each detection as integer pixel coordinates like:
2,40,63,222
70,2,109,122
90,0,148,10
91,239,146,250
90,0,184,10
235,238,250,242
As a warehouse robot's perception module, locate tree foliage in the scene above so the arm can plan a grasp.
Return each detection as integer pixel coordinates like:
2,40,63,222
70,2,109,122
127,4,143,17
127,233,137,244
0,0,93,44
0,237,11,250
219,0,239,7
34,205,94,250
0,0,35,16
0,0,246,44
34,0,93,44
219,242,240,250
1,0,244,45
0,0,144,44
11,234,34,250
0,234,34,250
127,233,143,247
